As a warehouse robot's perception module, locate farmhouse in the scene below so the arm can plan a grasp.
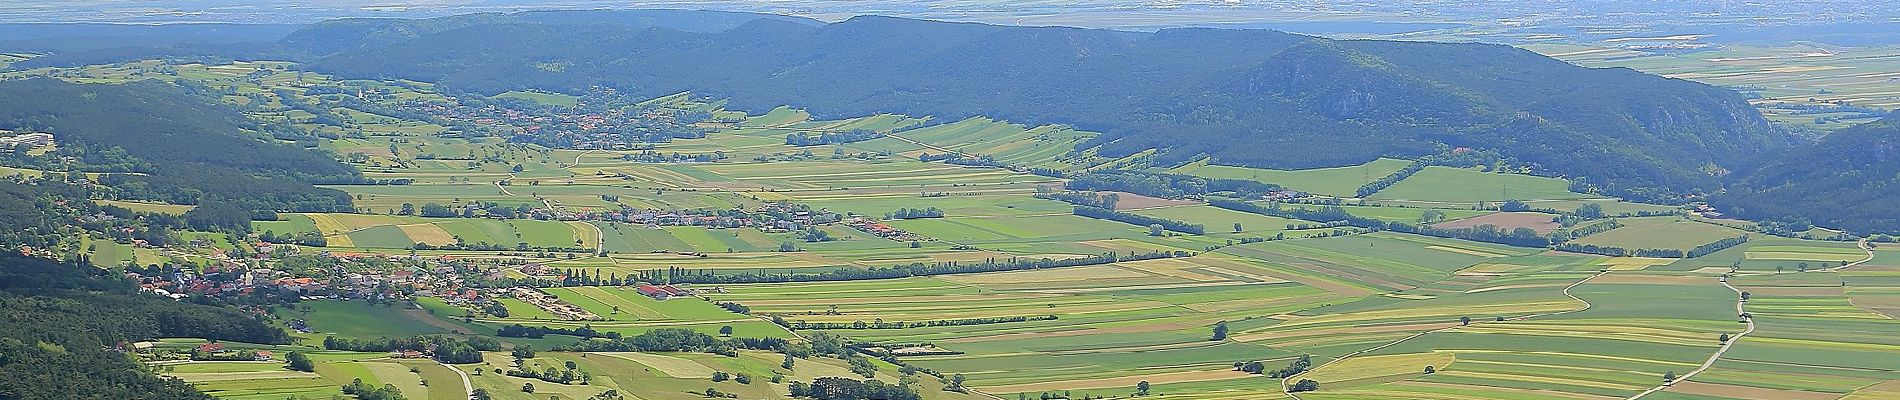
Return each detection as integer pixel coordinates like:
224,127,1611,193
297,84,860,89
635,284,691,300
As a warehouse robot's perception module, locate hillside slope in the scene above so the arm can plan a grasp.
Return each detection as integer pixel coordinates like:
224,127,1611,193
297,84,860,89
0,78,357,214
1715,114,1900,234
295,12,1788,202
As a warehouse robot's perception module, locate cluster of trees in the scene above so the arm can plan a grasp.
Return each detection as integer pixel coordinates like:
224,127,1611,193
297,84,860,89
784,315,1058,330
630,250,1183,285
342,378,409,400
885,207,944,220
320,335,493,364
495,323,620,340
786,129,878,146
1064,170,1281,199
504,363,590,385
1034,190,1120,209
258,230,328,247
619,149,726,163
0,254,291,399
1073,206,1205,235
788,377,922,400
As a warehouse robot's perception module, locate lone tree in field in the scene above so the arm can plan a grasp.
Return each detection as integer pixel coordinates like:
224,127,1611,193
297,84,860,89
522,382,535,393
1136,380,1151,396
1148,224,1165,236
1719,333,1731,343
719,325,734,336
1211,321,1229,341
1460,316,1471,326
1234,223,1243,233
1663,371,1677,383
1424,365,1435,374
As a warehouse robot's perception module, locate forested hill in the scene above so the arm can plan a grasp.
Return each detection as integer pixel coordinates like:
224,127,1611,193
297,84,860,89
0,254,290,399
289,11,1789,202
1716,114,1900,234
0,78,358,216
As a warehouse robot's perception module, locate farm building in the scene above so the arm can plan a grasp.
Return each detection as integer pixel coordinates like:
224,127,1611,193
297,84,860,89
635,284,691,300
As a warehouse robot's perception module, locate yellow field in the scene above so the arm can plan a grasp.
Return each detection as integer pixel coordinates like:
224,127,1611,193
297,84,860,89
1302,352,1454,384
586,352,717,378
395,223,456,246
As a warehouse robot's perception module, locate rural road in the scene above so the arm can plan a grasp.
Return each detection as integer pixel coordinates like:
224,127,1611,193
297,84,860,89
1628,238,1876,399
437,359,474,400
1282,270,1609,399
1625,278,1753,400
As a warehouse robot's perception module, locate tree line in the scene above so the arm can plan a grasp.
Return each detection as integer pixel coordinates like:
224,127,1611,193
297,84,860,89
1072,206,1205,235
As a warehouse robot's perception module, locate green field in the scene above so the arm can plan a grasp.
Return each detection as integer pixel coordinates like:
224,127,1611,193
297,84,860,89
1371,166,1597,203
1569,217,1750,251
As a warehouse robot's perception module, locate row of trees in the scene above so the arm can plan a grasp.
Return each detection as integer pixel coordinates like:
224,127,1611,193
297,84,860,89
1072,206,1205,235
495,323,620,340
1208,199,1549,247
623,250,1184,285
1063,170,1283,200
320,335,494,364
1034,190,1120,209
885,207,945,220
786,129,878,146
1554,235,1749,258
783,315,1058,330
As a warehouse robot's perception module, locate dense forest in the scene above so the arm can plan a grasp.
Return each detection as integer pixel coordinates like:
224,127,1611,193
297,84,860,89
268,11,1787,202
1714,114,1900,234
0,254,290,399
0,78,358,216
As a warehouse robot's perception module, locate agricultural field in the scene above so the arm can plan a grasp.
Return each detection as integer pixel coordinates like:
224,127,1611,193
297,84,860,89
1369,166,1598,204
1430,212,1562,234
1568,217,1752,251
32,59,1900,400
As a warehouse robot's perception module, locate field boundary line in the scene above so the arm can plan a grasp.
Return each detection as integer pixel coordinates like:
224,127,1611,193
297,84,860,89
1281,269,1608,399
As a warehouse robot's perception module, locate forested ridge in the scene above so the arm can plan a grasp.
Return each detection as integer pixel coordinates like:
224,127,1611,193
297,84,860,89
283,11,1787,202
1715,114,1900,234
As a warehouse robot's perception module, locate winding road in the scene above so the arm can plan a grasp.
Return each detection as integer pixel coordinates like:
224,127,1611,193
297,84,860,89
1282,269,1610,399
1626,239,1875,399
